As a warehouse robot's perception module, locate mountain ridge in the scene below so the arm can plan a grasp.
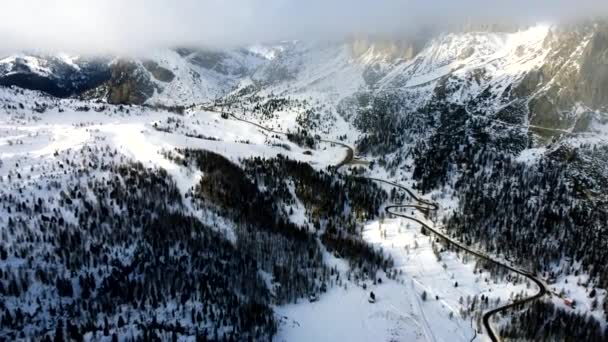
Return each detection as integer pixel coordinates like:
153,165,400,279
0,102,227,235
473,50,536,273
1,19,608,341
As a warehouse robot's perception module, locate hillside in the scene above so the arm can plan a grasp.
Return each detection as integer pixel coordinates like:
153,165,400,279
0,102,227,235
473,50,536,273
1,19,608,341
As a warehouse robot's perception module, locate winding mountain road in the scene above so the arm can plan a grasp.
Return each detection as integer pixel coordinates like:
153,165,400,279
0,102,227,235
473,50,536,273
369,179,547,342
201,106,547,342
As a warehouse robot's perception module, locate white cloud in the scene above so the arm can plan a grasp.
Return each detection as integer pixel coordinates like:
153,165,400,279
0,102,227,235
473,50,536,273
0,0,607,54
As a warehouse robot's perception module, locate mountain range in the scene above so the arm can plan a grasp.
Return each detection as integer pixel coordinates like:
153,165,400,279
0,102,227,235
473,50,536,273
1,19,608,341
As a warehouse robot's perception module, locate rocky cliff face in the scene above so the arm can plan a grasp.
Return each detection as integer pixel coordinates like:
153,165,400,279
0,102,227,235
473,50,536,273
143,60,175,83
515,22,608,129
103,60,158,105
364,21,608,134
580,22,608,110
349,37,422,62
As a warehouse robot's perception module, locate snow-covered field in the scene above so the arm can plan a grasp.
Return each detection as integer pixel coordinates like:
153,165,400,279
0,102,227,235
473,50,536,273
275,181,533,342
0,101,347,174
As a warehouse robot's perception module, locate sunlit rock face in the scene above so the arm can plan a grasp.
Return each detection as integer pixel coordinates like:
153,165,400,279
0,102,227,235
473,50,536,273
1,20,608,131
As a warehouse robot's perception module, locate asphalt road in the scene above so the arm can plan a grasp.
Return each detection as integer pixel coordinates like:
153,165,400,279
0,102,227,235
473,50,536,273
317,131,546,342
203,107,547,342
368,179,547,342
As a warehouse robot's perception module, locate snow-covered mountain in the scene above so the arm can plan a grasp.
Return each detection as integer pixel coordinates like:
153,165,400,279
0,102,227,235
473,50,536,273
0,54,111,98
0,46,279,105
3,22,607,126
1,20,608,342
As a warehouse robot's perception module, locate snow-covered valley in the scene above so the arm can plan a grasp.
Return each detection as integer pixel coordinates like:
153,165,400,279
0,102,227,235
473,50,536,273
1,20,608,342
0,89,529,342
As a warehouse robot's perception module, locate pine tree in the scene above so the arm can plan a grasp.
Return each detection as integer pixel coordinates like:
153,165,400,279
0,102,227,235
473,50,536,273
103,317,110,336
54,320,64,342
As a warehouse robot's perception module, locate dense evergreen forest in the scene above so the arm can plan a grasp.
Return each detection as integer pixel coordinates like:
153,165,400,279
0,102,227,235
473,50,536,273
501,300,607,341
0,145,392,340
213,89,608,340
344,90,608,340
0,150,275,340
173,149,393,287
240,155,392,277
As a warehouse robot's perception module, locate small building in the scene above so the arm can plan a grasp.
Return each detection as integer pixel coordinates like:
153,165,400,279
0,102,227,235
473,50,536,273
564,298,575,308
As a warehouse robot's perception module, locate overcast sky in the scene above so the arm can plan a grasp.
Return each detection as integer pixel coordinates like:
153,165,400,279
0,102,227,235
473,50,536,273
1,0,607,54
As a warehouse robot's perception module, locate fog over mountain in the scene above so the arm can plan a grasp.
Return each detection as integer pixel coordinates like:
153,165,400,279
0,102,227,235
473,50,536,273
2,0,608,54
3,2,608,342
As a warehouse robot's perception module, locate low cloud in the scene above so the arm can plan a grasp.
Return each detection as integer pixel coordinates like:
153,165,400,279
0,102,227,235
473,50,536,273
1,0,607,55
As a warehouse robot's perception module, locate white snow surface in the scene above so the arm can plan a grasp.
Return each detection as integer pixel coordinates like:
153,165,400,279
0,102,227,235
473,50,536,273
2,23,608,340
2,84,606,341
0,87,526,342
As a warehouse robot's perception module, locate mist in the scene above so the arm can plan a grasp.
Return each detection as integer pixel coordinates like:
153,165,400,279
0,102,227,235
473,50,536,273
1,0,608,55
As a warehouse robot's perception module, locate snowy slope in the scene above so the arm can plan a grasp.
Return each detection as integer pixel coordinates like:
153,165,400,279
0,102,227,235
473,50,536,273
0,53,111,97
0,85,561,342
145,48,274,105
2,21,608,342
